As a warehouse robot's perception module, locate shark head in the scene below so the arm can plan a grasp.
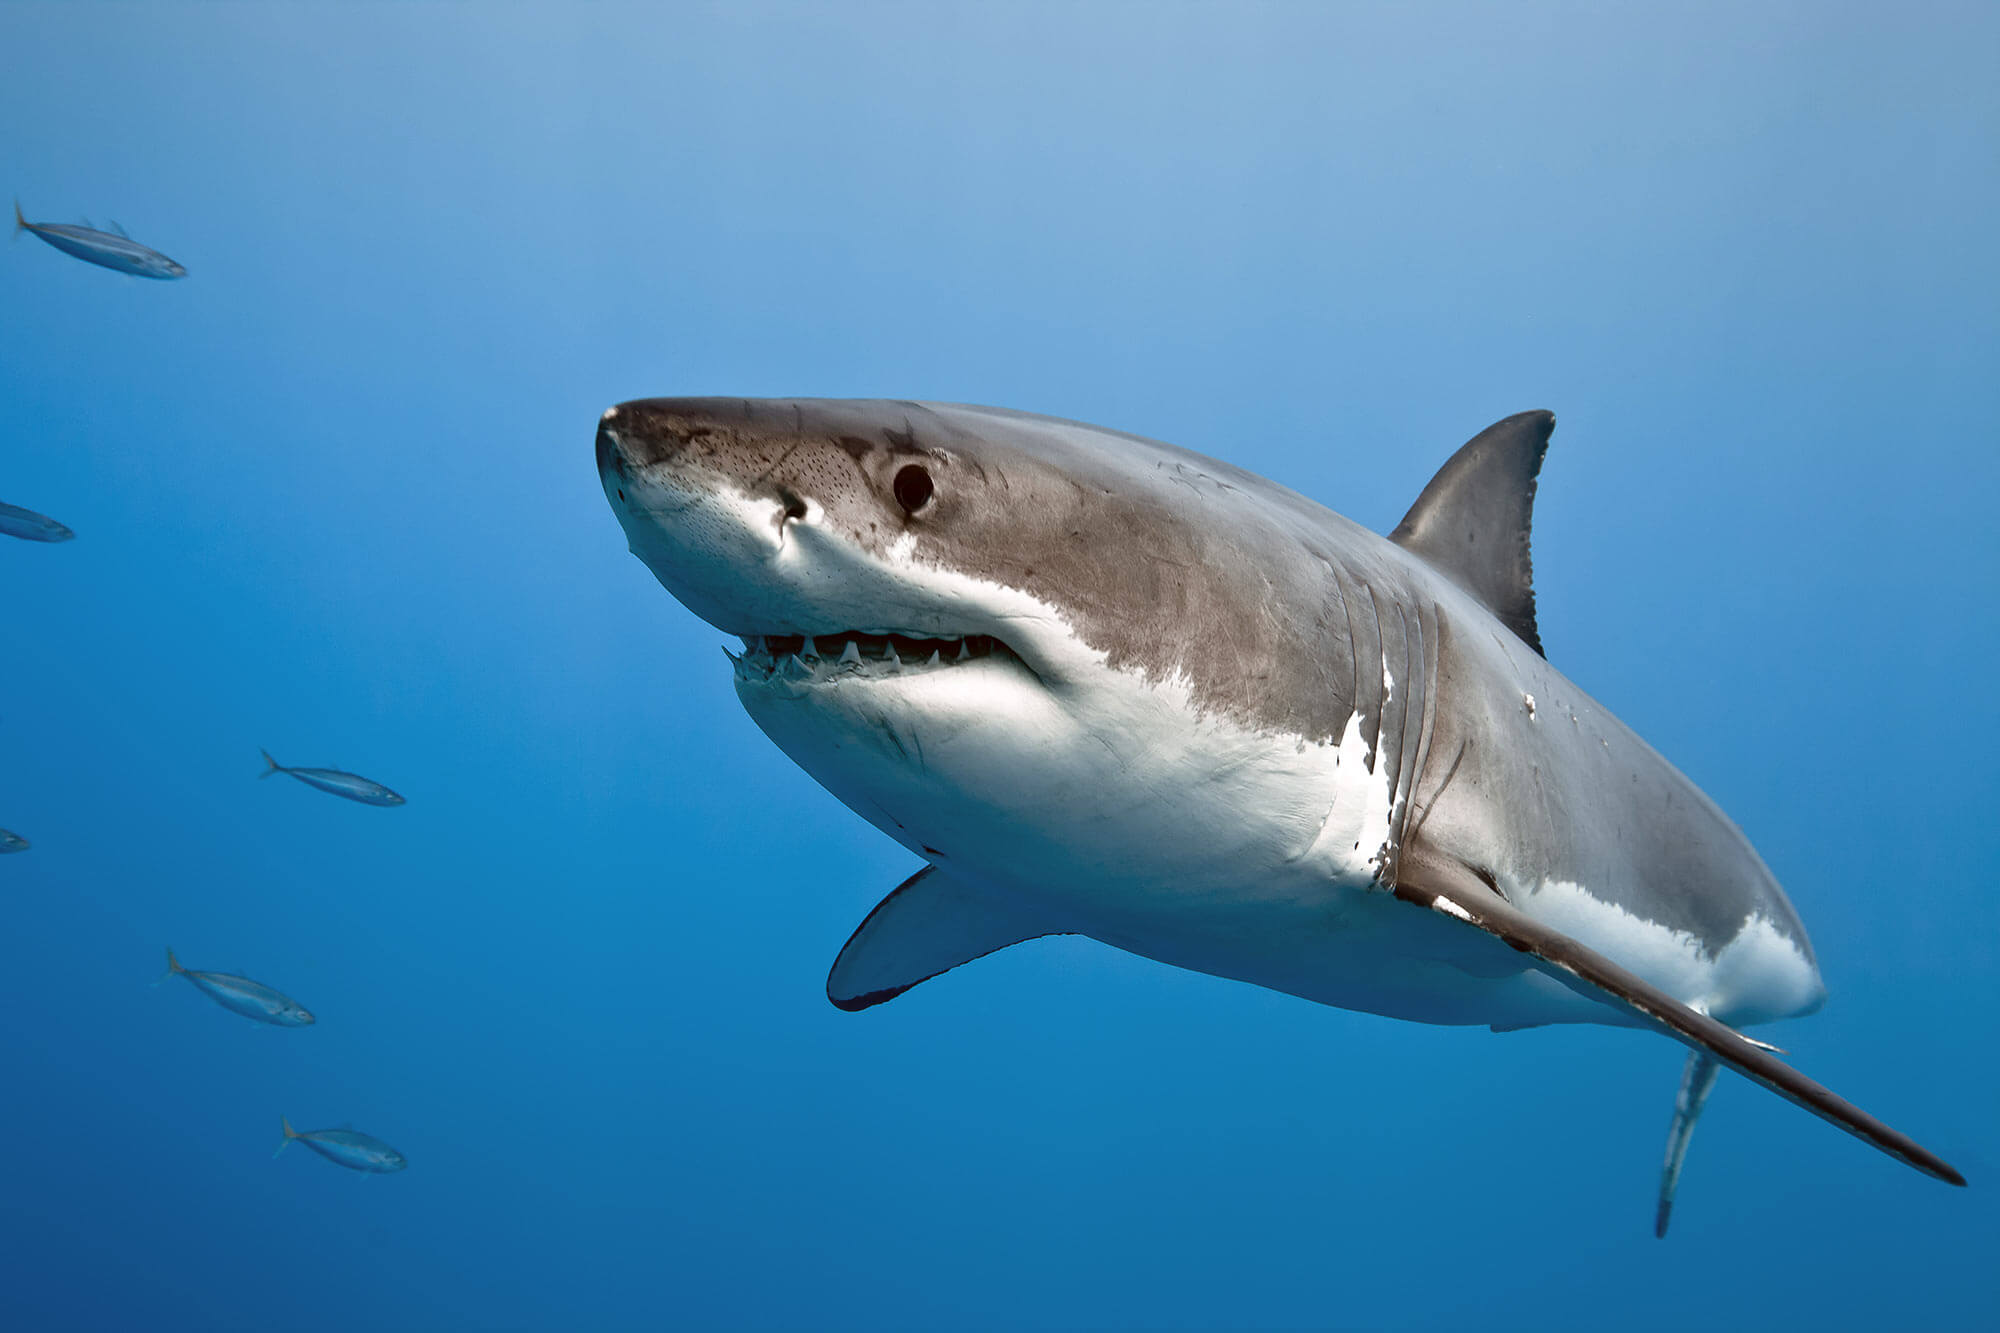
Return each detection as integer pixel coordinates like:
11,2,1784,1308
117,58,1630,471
595,397,1362,894
596,397,1102,688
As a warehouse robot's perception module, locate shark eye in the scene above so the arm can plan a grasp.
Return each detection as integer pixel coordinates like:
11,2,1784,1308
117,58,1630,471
892,464,934,514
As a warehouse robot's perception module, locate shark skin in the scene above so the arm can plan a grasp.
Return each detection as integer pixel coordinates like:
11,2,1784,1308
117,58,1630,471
595,397,1964,1224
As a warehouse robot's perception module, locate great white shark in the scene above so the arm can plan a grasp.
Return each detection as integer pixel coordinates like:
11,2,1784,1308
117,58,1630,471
595,397,1963,1232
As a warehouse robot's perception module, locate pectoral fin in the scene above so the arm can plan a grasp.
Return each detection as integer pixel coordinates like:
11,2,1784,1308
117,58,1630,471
1392,849,1965,1188
828,867,1067,1011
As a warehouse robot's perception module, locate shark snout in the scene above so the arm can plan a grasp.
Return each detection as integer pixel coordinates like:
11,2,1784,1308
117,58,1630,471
593,397,1053,666
596,400,827,634
594,400,695,486
596,400,701,484
595,397,770,478
595,411,630,482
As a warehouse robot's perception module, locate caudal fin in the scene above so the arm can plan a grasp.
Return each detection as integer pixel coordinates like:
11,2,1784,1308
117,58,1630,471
258,749,283,779
12,199,25,236
275,1115,299,1158
156,947,184,985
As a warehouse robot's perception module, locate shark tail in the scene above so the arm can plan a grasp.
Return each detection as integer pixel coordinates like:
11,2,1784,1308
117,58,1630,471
157,947,184,985
258,749,283,779
275,1115,300,1158
12,199,25,237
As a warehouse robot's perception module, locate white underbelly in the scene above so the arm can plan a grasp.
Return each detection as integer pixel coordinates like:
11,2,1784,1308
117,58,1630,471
986,862,1619,1030
740,653,1752,1033
1510,876,1824,1028
747,656,1629,1030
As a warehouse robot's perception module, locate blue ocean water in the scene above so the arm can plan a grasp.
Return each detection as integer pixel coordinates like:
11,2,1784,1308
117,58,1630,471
4,4,1995,1329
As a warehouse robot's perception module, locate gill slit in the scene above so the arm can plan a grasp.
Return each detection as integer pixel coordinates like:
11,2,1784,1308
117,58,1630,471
1329,564,1360,748
1364,582,1387,774
1378,601,1419,882
1382,599,1441,889
1400,598,1466,887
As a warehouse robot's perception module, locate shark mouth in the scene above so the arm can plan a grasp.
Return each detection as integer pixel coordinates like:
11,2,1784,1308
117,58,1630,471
728,631,1023,685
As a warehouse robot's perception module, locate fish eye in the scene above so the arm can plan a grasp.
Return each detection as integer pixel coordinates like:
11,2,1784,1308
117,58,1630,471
892,464,934,514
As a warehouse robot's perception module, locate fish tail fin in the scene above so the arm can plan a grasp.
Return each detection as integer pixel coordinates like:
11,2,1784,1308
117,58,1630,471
156,947,184,984
12,199,24,236
259,749,283,778
275,1115,299,1157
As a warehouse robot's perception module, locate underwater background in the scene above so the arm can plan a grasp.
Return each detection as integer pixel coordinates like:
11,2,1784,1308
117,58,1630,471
4,4,1995,1330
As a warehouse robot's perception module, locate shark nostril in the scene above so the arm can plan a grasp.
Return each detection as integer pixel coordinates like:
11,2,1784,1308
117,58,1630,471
778,488,807,522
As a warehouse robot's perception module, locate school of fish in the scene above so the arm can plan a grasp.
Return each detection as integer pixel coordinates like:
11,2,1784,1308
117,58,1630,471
10,210,406,1171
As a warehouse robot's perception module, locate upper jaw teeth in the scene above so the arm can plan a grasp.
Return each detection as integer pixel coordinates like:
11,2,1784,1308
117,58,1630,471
731,630,1004,682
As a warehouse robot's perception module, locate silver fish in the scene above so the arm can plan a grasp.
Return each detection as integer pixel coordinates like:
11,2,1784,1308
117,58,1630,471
275,1117,406,1173
259,749,405,807
161,948,314,1026
16,201,185,279
0,501,75,543
0,829,28,853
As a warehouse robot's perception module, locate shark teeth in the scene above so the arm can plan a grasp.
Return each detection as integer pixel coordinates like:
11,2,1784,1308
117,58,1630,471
731,631,1009,685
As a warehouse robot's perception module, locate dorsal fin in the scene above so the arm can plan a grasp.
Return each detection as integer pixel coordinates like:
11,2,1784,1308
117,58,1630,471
1388,410,1553,658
